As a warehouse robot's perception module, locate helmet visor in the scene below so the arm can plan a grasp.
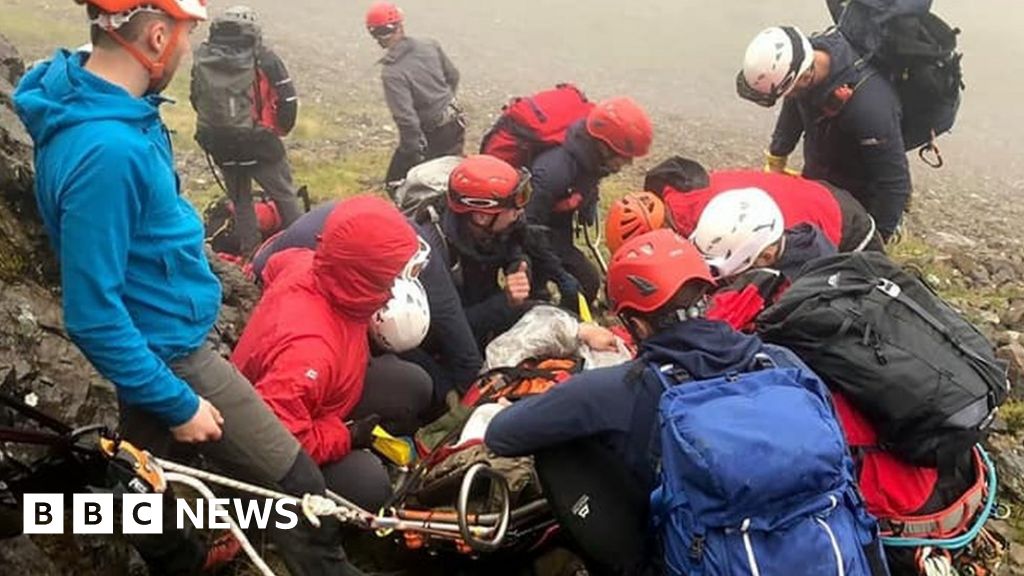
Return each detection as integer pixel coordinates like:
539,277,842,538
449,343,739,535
401,236,431,281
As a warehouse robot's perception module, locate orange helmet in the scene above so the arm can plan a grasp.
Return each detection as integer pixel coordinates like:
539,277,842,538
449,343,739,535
77,0,207,84
77,0,208,22
586,97,653,158
605,192,667,255
606,229,714,315
366,2,403,30
447,155,531,215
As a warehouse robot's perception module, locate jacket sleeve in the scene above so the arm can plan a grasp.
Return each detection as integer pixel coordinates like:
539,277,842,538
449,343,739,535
259,48,298,136
466,293,524,347
768,97,805,157
418,232,483,392
59,142,200,427
252,341,352,465
842,89,911,238
485,367,633,456
434,41,460,92
382,69,425,153
525,153,571,229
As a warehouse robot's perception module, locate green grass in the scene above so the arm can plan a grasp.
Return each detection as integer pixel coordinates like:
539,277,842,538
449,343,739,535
0,0,85,60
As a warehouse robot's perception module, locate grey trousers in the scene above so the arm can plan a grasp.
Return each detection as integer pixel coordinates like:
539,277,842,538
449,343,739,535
120,343,358,576
222,156,303,256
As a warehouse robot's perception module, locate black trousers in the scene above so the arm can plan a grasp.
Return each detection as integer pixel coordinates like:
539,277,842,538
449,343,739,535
385,120,466,183
321,354,433,511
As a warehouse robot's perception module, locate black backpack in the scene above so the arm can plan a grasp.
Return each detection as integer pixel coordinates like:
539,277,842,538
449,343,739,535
756,252,1008,467
827,0,964,155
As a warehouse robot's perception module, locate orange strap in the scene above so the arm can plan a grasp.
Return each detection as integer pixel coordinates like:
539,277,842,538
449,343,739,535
103,19,185,88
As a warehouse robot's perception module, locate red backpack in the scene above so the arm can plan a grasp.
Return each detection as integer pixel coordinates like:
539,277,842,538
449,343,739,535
480,83,595,169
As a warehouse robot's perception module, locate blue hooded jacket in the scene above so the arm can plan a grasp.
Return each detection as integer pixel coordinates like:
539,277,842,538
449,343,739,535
14,50,221,426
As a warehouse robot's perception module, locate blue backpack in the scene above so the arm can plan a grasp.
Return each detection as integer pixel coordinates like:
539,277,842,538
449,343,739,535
649,348,890,576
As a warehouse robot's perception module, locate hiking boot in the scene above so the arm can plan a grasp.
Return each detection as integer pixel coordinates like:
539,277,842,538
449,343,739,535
202,532,242,573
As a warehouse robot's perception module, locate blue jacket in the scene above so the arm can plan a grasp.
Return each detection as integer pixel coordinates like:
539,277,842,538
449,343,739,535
769,31,910,238
526,120,605,230
250,201,484,394
14,50,221,426
486,319,790,490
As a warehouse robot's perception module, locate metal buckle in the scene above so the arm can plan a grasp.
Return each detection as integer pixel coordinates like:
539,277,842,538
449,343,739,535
876,278,901,298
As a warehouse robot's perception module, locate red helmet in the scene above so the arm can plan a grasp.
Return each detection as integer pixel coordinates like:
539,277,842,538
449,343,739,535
586,97,653,158
447,155,531,215
365,2,403,29
605,192,667,255
606,229,714,315
76,0,208,22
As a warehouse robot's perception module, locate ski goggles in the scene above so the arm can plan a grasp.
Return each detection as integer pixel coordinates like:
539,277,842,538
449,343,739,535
452,168,533,212
401,236,431,281
369,24,399,38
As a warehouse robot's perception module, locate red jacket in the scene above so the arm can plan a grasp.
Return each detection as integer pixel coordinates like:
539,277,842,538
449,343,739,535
664,170,846,249
232,196,417,465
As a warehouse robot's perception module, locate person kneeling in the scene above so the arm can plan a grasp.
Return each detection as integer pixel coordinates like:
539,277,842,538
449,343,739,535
232,196,433,511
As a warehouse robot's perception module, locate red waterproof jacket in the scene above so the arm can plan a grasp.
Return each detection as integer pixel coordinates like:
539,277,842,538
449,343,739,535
231,196,417,465
663,170,865,250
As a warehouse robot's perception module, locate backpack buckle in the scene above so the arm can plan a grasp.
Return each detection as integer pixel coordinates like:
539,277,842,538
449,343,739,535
876,278,902,298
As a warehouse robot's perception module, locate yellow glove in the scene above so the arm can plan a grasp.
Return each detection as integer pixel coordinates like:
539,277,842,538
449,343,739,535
764,151,789,174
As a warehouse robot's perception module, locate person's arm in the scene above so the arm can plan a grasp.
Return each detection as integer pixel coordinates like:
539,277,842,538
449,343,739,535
252,344,352,465
465,293,524,347
418,240,483,392
843,89,911,239
768,97,805,157
434,40,460,92
485,366,633,456
260,48,298,135
382,69,426,156
525,154,570,228
59,142,200,426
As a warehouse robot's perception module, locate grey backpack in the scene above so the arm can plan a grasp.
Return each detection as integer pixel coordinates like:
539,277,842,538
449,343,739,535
190,20,264,159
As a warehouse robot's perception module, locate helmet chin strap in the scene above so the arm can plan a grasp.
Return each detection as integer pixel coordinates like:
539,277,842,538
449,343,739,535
102,19,185,91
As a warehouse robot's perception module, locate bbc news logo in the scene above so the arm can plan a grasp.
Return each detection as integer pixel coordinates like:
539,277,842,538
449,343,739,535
23,494,299,534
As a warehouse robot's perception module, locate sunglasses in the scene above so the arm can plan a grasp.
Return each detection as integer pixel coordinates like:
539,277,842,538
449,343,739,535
401,236,431,280
455,169,533,212
369,25,398,39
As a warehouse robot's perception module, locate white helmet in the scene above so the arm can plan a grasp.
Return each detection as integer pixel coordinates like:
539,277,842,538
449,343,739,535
370,278,431,353
690,187,784,279
737,26,814,107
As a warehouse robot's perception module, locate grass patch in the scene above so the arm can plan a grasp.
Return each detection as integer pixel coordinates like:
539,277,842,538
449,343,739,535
0,0,85,60
1002,401,1024,435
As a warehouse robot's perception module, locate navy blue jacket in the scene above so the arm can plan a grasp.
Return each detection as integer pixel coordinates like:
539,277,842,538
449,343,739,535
251,201,482,393
487,319,785,491
526,121,606,230
769,31,910,239
776,223,838,281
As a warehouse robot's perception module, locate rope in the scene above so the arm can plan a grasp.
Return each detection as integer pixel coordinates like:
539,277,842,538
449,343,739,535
164,472,276,576
153,457,374,527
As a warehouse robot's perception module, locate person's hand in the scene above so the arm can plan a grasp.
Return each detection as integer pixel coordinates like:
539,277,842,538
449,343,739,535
171,398,224,443
577,323,619,352
505,262,531,306
346,414,381,451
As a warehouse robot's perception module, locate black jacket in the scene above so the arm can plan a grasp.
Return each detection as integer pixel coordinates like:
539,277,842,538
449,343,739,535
769,31,910,238
526,121,606,230
423,209,573,348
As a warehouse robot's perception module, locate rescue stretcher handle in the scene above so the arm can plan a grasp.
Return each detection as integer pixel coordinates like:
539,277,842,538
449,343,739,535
457,462,511,552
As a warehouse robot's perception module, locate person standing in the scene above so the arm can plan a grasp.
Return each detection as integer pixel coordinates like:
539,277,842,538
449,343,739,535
15,1,360,574
365,2,465,184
